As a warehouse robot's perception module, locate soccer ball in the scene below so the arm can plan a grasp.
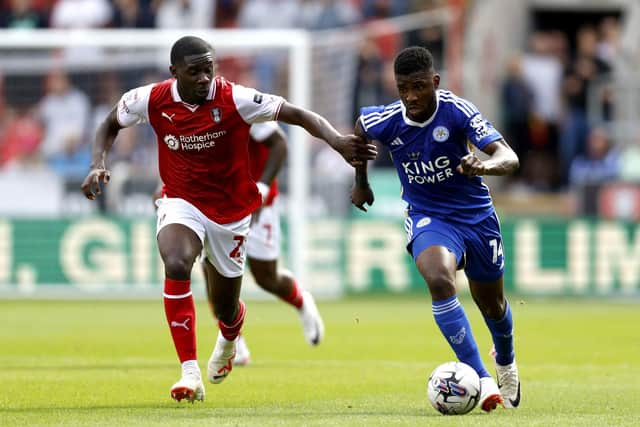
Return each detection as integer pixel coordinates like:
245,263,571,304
427,361,480,415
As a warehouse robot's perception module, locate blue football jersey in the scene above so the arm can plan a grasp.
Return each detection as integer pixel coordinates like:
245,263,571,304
359,90,503,224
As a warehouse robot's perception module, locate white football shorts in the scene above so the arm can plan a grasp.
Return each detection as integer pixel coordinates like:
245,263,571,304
155,197,251,278
246,199,280,261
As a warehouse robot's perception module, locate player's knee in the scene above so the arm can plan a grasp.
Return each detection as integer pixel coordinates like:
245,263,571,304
424,272,456,300
163,255,194,279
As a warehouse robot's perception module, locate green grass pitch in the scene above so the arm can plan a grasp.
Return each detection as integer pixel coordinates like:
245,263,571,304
1,295,639,426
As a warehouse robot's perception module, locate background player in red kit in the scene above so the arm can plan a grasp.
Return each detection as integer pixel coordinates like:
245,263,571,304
222,122,324,366
80,35,376,403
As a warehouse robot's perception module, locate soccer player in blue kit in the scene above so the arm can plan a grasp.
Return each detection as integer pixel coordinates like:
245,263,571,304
351,46,521,412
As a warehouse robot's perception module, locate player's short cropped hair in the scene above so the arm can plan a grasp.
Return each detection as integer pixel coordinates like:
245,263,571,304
170,36,214,66
394,46,435,76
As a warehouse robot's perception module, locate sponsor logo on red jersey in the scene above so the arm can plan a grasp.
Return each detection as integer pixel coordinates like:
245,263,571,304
163,131,228,151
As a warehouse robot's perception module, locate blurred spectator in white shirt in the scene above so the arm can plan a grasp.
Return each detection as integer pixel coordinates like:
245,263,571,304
521,32,563,124
49,0,113,64
50,0,112,28
38,70,91,179
238,0,299,29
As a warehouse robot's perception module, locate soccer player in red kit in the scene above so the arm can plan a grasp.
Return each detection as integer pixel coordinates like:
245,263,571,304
156,122,323,365
81,36,376,403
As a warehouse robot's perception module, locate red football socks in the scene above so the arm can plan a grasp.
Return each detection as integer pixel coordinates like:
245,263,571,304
163,278,196,362
218,300,246,341
281,279,304,309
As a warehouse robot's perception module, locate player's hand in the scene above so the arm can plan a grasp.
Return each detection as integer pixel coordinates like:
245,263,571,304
334,134,377,167
81,167,111,200
351,184,374,212
456,154,486,177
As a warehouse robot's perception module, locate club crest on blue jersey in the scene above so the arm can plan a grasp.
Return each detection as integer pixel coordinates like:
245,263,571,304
433,126,450,142
211,108,221,123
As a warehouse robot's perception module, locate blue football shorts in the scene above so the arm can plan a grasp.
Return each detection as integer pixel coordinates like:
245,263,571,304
405,211,504,282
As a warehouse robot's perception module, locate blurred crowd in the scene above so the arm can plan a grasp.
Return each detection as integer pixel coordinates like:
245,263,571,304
0,0,441,215
0,1,636,218
0,0,427,30
497,17,640,217
501,20,620,191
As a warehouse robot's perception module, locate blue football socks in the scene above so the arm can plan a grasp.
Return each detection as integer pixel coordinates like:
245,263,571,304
483,300,515,366
432,295,490,378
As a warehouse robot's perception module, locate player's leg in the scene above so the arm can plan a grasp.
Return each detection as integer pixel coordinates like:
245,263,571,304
246,203,324,345
408,215,502,412
202,259,246,383
200,214,251,384
157,223,205,402
468,277,520,408
247,257,293,298
201,260,250,366
464,212,519,409
248,258,324,345
414,245,492,380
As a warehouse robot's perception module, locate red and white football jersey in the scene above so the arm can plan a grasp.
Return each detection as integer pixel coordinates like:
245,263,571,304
116,77,284,223
248,121,281,206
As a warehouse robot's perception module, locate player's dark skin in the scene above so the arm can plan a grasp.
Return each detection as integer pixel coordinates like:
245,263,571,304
352,68,519,321
82,48,376,325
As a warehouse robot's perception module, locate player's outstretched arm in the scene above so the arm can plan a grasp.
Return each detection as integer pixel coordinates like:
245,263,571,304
351,121,374,212
276,101,377,166
457,139,519,177
81,106,123,200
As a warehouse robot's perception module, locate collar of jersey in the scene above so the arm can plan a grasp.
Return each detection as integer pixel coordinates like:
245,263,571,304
401,91,439,128
170,79,216,111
